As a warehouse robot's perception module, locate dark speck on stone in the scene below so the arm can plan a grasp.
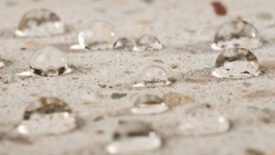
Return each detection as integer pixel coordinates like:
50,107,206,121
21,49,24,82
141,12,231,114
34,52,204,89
111,93,127,99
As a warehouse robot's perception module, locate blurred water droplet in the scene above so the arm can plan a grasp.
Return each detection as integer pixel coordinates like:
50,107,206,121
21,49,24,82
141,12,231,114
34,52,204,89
112,37,136,50
15,8,65,37
106,121,161,154
133,65,172,88
133,35,163,51
212,48,260,79
70,21,116,50
131,94,168,114
18,46,72,77
179,114,230,136
212,20,263,50
16,96,76,135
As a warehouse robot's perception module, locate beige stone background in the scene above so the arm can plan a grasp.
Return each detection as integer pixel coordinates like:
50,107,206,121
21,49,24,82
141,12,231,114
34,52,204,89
1,0,275,155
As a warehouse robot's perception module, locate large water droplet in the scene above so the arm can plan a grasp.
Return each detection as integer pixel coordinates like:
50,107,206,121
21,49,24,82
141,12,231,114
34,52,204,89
18,46,71,77
15,8,65,37
179,114,230,136
133,65,172,88
131,94,169,114
212,20,263,50
70,21,116,50
16,96,77,136
211,48,261,79
106,121,161,154
133,34,163,51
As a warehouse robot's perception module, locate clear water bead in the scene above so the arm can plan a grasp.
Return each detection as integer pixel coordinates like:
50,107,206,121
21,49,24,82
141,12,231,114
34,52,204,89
15,8,65,37
212,20,263,50
70,21,116,50
133,65,172,88
106,121,161,154
131,94,169,114
211,48,260,79
133,35,163,51
179,114,230,136
16,97,76,135
30,46,71,77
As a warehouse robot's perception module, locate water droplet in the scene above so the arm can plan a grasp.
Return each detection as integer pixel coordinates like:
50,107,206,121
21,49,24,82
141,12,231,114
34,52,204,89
70,21,116,50
15,8,65,37
179,114,230,136
19,46,72,77
133,34,163,51
211,48,261,79
131,94,168,114
16,96,77,135
112,37,136,50
106,121,161,154
212,20,263,50
133,65,172,88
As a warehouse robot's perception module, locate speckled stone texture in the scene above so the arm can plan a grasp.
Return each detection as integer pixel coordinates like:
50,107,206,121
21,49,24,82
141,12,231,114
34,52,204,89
1,0,275,155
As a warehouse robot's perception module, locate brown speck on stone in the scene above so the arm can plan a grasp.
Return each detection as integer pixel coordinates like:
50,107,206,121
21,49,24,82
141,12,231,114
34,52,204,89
96,130,104,135
242,90,275,99
153,59,164,64
211,1,227,16
93,115,104,122
246,148,265,155
242,82,252,88
111,93,127,99
171,64,179,69
163,92,195,108
137,19,153,25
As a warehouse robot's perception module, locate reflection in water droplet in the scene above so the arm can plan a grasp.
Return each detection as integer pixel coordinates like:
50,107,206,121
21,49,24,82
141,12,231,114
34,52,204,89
70,21,116,50
18,46,72,77
15,8,65,37
133,65,172,88
0,60,4,69
211,48,261,79
106,121,161,154
16,96,76,135
211,20,263,50
112,37,136,50
131,94,168,114
179,114,230,136
133,35,163,51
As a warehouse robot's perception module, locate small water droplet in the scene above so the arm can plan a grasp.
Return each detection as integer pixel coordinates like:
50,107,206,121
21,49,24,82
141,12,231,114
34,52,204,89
106,121,161,154
16,96,77,135
15,8,66,37
70,21,116,50
212,20,263,50
133,65,172,88
131,94,168,114
211,48,261,79
179,114,230,136
133,34,163,51
112,37,136,50
19,46,72,77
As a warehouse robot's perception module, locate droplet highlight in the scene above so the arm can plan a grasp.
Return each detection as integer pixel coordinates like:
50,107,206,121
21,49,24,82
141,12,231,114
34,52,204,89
16,96,77,135
106,121,161,154
211,48,261,79
179,114,230,136
15,8,65,37
70,21,116,50
133,65,172,88
133,34,163,51
212,20,263,50
131,94,168,114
